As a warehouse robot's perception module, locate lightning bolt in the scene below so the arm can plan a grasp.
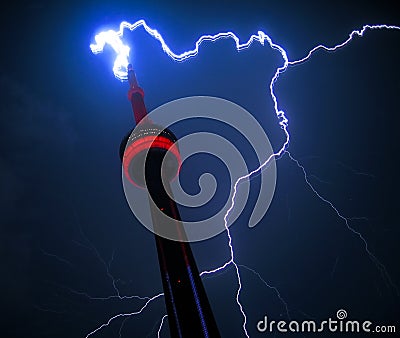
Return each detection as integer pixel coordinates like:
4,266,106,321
85,292,165,338
157,314,168,338
90,19,287,81
88,21,400,337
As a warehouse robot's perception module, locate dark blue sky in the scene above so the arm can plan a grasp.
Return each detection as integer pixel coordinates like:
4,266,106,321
0,1,399,337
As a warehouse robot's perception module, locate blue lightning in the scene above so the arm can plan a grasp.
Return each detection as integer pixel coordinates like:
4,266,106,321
157,314,168,338
285,151,399,293
88,21,400,337
85,292,165,338
90,20,286,81
288,24,400,66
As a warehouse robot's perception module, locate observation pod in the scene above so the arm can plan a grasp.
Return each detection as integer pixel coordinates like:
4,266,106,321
122,124,181,188
120,64,221,338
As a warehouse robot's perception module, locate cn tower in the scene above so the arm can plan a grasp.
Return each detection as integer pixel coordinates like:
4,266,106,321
120,64,221,338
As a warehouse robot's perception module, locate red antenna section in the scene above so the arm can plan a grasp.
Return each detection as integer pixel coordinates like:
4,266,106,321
122,64,181,188
127,63,148,124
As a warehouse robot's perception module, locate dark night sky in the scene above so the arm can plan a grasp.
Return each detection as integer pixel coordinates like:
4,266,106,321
0,1,399,337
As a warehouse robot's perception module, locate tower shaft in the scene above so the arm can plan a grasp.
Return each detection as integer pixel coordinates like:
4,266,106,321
145,152,220,338
123,65,220,337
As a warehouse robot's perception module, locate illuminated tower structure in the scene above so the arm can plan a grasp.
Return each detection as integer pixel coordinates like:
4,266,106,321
120,64,221,338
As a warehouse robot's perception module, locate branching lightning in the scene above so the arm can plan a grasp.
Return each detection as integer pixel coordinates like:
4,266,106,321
288,24,400,66
85,292,165,338
88,20,400,337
